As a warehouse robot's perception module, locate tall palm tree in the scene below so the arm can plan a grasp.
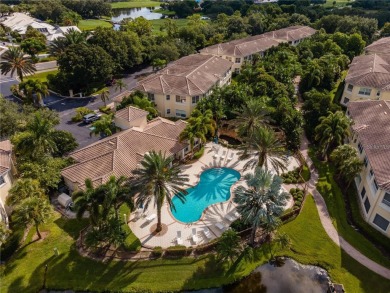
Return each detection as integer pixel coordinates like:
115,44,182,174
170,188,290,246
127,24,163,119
12,112,57,159
49,29,89,56
7,178,45,206
114,79,127,93
330,145,363,187
132,151,189,232
233,98,271,139
90,114,115,137
18,79,49,106
239,126,288,174
315,111,351,159
13,197,52,239
131,96,158,119
72,179,106,226
102,176,133,220
216,229,242,263
100,88,110,106
0,47,36,81
234,167,288,246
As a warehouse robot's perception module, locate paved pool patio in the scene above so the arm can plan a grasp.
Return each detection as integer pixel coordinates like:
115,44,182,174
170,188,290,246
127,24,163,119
128,142,299,249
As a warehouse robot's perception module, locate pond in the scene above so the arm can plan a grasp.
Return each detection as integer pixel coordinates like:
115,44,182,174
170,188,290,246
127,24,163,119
111,7,163,23
188,259,330,293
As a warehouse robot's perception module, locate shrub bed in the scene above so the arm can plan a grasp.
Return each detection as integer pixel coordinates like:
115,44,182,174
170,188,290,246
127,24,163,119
0,226,24,262
71,107,94,123
290,188,305,210
193,146,204,160
99,106,112,114
165,245,188,257
281,166,310,184
152,246,163,258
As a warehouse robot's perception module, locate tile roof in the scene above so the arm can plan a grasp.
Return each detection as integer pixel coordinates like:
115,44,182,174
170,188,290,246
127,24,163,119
365,37,390,55
348,101,390,191
200,26,316,57
0,140,12,175
134,54,233,96
61,118,188,189
115,106,148,122
345,54,390,90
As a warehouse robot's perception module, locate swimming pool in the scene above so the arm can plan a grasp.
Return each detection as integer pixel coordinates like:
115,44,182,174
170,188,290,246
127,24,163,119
171,168,241,223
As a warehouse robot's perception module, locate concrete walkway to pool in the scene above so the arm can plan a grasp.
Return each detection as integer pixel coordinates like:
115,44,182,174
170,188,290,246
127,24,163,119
129,142,299,248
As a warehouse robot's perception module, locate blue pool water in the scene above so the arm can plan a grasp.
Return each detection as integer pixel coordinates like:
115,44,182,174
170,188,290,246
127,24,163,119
171,168,241,223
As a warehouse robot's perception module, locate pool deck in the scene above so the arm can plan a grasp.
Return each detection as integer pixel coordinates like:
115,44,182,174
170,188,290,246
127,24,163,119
129,142,299,248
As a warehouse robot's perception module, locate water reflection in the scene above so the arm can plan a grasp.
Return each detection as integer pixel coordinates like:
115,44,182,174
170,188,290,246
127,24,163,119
111,7,163,22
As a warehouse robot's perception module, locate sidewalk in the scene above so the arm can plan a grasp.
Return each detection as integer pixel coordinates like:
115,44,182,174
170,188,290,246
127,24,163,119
299,135,390,280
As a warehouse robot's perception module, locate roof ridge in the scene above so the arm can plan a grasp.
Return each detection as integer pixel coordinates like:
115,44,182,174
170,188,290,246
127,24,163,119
134,128,182,142
185,54,213,78
63,151,115,171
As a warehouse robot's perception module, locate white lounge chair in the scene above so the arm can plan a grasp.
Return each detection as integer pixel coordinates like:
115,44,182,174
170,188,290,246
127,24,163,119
192,228,199,244
215,222,226,231
146,214,156,222
203,227,212,239
176,231,183,245
225,213,236,222
213,149,220,159
227,152,234,161
220,150,227,160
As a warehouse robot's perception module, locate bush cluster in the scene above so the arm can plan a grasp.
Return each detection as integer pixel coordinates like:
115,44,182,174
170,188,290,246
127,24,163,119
290,188,305,210
71,107,93,122
165,245,188,257
193,146,204,160
99,106,112,115
281,166,309,184
152,246,163,258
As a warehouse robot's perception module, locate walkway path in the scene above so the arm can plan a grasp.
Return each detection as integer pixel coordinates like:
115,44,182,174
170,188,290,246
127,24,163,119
299,135,390,280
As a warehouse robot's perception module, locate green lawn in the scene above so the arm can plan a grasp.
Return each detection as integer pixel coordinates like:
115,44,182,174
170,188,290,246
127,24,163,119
280,196,390,293
25,70,58,83
149,19,189,34
323,0,352,7
330,70,347,103
78,19,112,31
309,148,390,269
111,0,161,9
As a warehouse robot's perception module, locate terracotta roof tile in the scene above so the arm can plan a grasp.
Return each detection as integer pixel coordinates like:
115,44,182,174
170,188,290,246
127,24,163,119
348,101,390,191
115,106,148,122
365,37,390,55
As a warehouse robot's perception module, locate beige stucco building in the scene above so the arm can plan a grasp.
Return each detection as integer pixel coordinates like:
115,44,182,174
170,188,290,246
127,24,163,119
0,140,15,226
62,107,190,192
347,101,390,237
200,25,316,73
341,38,390,106
134,54,233,118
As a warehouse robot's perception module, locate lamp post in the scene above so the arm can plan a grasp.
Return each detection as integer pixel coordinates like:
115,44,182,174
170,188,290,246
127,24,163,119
123,213,127,224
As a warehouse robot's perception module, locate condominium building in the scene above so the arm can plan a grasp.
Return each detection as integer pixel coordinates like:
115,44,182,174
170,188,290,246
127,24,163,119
341,37,390,106
200,25,316,72
347,100,390,237
0,140,16,226
134,54,233,118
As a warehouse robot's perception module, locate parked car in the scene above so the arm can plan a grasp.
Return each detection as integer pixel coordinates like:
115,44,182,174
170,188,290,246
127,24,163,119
83,113,99,124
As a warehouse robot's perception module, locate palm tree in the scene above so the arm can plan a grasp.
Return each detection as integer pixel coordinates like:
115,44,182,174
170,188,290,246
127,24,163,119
132,151,189,232
315,111,351,159
18,79,49,106
102,176,133,220
239,126,288,174
131,96,158,119
13,197,52,239
0,47,36,81
90,114,115,137
114,79,127,93
72,179,106,226
11,111,57,159
7,178,45,206
49,29,89,56
100,88,110,106
234,167,289,246
216,229,242,263
330,145,363,187
179,109,216,156
233,98,271,139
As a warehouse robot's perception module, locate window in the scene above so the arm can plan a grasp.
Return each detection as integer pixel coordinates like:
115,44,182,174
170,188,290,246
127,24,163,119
192,96,200,104
382,193,390,208
377,91,381,97
364,156,368,167
166,109,170,114
175,109,186,118
360,186,366,199
347,84,354,92
343,97,350,104
355,175,362,188
373,214,389,231
358,87,371,96
364,198,371,213
148,93,155,101
176,95,186,103
372,179,379,194
0,175,4,185
234,68,240,74
235,58,241,63
369,169,374,178
358,143,363,154
166,95,170,100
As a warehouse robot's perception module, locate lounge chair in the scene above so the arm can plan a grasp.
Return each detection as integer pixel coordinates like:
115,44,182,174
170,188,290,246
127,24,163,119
213,149,220,159
203,227,213,239
215,222,226,231
176,231,183,245
146,214,156,222
192,228,199,244
225,213,236,222
220,150,227,160
227,152,234,161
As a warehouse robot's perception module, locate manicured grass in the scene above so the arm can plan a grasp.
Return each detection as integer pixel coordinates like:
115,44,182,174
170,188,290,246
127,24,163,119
150,18,189,34
330,70,347,103
323,0,351,7
280,196,390,293
119,204,142,252
78,19,112,31
25,69,58,83
153,8,176,16
111,1,161,9
309,148,390,269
